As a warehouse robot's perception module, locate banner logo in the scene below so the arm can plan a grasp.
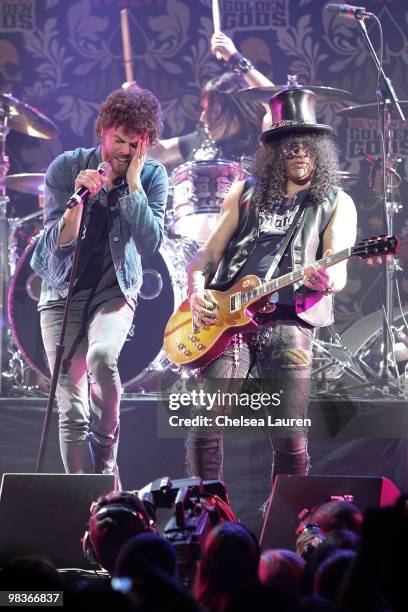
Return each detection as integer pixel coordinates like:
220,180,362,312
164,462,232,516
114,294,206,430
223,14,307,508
221,0,289,30
0,0,35,32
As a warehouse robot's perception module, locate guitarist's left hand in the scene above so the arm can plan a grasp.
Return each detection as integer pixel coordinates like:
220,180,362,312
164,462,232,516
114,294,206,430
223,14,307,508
304,249,335,293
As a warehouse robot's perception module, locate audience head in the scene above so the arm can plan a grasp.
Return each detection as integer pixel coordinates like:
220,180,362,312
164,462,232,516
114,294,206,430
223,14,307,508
114,534,198,612
225,582,298,612
259,548,305,595
307,500,363,535
194,521,260,611
314,549,356,603
83,490,156,573
296,499,362,560
66,579,135,612
115,532,178,580
0,557,63,591
300,529,360,596
338,498,408,612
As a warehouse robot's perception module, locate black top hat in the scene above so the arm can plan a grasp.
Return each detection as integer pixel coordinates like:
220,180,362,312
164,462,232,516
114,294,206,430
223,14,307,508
261,87,332,142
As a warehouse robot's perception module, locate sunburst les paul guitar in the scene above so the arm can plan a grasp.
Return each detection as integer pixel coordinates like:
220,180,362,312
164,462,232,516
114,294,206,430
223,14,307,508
163,236,399,369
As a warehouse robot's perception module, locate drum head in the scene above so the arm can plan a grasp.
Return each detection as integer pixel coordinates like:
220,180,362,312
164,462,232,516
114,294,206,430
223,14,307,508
8,235,49,382
8,235,197,392
170,159,248,243
340,308,408,377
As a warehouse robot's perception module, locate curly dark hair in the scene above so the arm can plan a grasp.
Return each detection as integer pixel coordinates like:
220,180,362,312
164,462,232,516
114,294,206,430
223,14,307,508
202,72,265,156
95,89,163,145
252,131,340,210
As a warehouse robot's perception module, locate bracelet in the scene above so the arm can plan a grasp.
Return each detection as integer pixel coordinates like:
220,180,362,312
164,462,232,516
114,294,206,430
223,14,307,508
187,285,200,301
323,282,336,296
227,52,254,75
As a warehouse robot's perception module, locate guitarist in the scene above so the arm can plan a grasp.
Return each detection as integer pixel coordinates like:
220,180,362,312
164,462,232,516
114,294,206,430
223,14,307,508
185,87,357,481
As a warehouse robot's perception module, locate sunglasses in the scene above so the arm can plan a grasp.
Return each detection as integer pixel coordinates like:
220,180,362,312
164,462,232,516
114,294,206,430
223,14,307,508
283,141,316,159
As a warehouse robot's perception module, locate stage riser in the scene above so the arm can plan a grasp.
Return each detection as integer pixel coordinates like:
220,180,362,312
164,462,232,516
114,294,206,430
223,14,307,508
0,398,407,537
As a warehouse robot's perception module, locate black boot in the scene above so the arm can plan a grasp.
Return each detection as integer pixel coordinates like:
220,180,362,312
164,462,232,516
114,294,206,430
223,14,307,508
89,432,121,490
60,439,94,473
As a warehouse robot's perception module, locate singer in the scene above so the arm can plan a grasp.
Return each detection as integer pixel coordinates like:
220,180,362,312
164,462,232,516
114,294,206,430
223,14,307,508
30,89,168,486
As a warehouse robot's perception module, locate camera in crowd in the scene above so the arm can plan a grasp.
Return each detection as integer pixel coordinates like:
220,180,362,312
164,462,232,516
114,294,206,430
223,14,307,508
83,477,237,585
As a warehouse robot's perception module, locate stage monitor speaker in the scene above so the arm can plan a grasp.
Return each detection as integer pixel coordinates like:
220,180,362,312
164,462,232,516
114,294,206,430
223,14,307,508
259,474,401,551
0,473,115,568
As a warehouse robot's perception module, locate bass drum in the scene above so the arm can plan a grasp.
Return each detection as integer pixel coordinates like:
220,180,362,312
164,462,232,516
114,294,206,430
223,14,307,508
8,234,197,393
340,308,408,377
169,159,248,243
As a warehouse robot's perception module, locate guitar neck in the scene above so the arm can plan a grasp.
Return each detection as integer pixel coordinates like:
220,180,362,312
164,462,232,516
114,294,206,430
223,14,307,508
241,247,352,305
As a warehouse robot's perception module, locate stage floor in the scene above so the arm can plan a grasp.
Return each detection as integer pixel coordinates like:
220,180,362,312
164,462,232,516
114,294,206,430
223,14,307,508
0,395,407,536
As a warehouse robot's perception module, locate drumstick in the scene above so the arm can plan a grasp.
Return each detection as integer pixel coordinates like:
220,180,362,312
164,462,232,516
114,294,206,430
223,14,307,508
212,0,222,60
121,9,134,84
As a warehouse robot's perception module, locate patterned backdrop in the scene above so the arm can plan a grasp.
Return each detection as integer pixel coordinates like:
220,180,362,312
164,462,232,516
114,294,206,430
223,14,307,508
1,0,408,335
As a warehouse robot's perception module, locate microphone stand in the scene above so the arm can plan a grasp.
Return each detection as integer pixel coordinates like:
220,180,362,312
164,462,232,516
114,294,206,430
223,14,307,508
355,17,405,387
36,198,88,472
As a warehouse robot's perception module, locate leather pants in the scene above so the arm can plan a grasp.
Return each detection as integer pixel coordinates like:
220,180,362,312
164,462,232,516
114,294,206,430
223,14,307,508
186,316,314,482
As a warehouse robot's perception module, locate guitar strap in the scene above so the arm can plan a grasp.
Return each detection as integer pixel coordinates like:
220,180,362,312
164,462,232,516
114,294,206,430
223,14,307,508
263,202,306,282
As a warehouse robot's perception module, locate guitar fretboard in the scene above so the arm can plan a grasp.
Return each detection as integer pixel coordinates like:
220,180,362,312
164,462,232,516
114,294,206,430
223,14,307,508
241,247,352,305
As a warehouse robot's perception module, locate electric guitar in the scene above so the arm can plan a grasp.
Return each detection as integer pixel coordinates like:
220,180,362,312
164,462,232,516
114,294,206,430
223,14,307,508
163,236,399,369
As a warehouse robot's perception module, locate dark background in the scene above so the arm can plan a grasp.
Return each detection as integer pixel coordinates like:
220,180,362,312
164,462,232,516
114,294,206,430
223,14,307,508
2,0,408,330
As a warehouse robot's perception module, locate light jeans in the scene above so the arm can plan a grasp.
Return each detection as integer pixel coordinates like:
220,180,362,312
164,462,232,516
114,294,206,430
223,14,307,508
40,297,134,480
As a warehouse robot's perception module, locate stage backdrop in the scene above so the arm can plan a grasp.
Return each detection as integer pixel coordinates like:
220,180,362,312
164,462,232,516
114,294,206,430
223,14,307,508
1,0,408,333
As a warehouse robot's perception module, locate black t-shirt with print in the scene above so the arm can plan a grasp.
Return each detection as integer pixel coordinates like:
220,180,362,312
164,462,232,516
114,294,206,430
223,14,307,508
236,191,308,309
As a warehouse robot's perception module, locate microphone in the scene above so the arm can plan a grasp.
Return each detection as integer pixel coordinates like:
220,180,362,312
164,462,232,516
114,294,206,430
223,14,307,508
325,4,375,20
66,161,112,209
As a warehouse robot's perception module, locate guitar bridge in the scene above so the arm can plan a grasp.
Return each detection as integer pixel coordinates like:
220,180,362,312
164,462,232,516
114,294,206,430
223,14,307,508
230,292,241,312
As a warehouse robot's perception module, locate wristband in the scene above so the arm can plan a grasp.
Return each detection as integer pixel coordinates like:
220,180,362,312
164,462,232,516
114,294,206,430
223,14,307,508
227,52,254,75
187,285,200,301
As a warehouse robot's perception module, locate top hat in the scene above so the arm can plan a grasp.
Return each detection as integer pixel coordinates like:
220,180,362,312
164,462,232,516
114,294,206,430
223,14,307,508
261,87,332,142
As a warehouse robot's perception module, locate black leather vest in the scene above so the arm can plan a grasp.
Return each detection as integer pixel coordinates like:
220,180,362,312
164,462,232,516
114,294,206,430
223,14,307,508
210,178,340,327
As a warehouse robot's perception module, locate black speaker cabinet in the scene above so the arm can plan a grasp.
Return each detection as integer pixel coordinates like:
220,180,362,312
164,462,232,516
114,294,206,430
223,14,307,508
0,473,115,568
259,474,401,550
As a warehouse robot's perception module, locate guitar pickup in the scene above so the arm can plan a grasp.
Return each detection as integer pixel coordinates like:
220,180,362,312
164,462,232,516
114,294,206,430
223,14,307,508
230,293,241,312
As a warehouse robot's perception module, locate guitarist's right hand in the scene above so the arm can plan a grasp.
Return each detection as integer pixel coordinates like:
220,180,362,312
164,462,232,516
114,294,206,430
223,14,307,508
189,290,219,327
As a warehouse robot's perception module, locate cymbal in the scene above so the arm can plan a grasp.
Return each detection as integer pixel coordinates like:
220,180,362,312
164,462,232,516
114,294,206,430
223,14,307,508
337,101,408,119
5,173,45,195
336,171,360,181
0,93,58,139
233,85,352,105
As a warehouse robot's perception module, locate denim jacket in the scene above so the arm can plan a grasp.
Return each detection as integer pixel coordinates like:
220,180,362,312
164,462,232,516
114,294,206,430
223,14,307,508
30,146,168,303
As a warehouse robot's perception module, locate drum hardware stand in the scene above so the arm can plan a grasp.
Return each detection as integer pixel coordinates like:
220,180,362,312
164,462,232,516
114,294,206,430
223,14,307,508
36,197,88,472
311,326,369,398
2,347,47,398
355,15,406,388
0,108,11,397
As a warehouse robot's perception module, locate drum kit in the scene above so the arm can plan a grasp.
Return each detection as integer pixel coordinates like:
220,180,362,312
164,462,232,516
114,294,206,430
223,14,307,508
0,93,54,395
0,92,199,394
0,72,406,398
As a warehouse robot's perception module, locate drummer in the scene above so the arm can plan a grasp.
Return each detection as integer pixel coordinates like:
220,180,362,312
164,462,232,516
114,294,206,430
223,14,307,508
150,32,273,166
